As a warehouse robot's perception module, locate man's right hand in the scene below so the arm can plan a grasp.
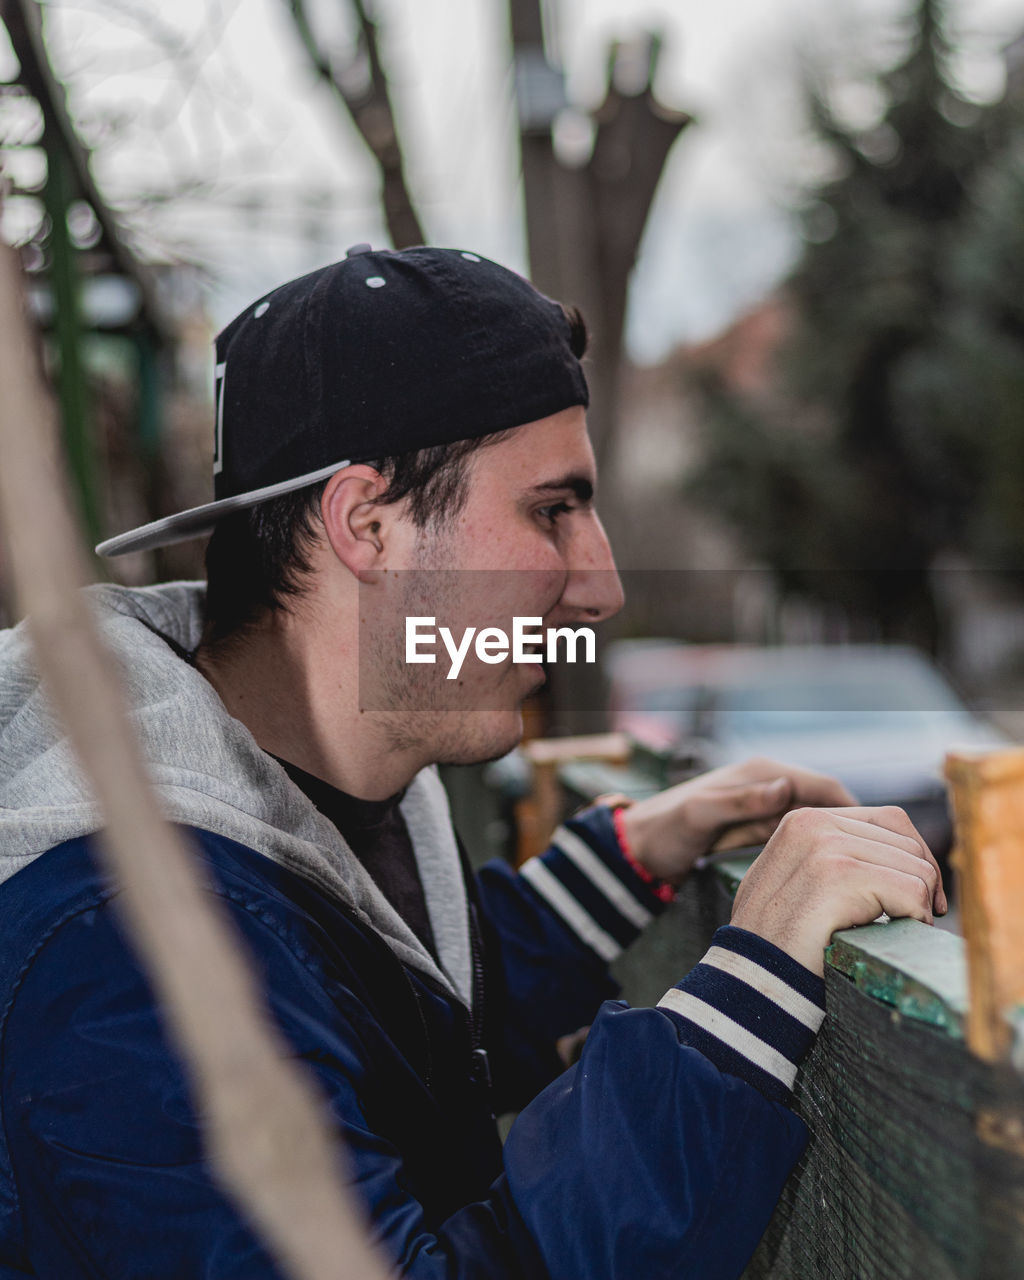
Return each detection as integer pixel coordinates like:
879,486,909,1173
730,806,947,976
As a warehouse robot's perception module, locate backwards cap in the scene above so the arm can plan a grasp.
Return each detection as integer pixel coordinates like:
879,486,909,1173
96,244,588,557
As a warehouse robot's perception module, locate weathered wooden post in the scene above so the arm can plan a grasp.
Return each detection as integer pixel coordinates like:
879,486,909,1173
945,748,1024,1063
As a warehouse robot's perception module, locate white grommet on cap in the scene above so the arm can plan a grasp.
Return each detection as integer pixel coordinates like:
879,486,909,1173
347,243,374,256
366,276,386,289
461,252,481,262
254,302,270,318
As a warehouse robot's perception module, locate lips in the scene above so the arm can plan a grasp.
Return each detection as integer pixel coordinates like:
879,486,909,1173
526,665,547,692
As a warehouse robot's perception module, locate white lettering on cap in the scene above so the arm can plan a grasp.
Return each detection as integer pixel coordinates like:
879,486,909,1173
213,362,227,476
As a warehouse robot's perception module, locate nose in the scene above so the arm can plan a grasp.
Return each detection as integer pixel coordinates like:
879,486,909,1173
559,512,624,623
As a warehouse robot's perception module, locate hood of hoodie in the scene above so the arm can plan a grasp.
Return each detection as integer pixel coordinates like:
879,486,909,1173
0,582,472,1006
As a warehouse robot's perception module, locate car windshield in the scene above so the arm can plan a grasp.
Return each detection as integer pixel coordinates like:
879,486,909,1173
716,666,966,735
634,687,701,717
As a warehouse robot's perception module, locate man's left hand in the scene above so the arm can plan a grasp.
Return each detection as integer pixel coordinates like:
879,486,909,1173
616,758,857,886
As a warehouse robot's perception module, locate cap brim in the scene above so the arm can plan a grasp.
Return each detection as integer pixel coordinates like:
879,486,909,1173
95,459,352,557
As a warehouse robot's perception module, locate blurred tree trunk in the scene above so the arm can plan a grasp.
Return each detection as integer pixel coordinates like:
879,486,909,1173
509,0,692,732
508,0,692,473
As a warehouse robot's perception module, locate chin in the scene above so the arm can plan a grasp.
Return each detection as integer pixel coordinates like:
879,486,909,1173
435,709,524,767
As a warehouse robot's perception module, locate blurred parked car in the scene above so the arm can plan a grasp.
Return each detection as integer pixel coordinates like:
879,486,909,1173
606,640,1009,865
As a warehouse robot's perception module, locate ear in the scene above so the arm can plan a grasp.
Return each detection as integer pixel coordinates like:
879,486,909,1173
319,466,393,583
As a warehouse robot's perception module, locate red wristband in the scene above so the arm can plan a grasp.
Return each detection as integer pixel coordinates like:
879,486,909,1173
612,807,675,903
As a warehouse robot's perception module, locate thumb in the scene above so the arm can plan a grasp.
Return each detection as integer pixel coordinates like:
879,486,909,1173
687,776,792,835
757,776,792,811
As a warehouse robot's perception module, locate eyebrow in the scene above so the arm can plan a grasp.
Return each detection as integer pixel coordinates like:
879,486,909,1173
526,474,595,503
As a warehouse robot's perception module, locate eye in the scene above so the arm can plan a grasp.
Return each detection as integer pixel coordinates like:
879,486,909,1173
536,501,574,524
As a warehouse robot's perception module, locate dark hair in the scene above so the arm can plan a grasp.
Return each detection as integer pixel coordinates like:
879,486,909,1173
201,304,588,647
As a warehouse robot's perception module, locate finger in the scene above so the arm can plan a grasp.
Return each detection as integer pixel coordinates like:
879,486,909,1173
845,861,938,929
686,777,792,836
720,798,876,851
827,833,939,901
777,765,858,808
711,817,782,853
828,810,932,859
826,808,946,913
732,752,860,803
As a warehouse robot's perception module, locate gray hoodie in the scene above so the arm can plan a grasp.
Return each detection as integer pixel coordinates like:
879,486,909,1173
0,582,472,1006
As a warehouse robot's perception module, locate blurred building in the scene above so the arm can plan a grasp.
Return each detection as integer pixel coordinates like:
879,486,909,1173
602,297,798,646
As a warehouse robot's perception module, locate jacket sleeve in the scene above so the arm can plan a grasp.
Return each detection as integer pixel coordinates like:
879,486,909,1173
503,924,826,1279
473,804,675,1106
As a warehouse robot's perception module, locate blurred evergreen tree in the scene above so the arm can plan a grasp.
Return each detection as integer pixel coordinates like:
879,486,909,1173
690,0,1018,648
905,130,1024,577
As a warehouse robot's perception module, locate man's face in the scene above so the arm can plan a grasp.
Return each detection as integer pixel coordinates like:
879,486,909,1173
360,406,624,764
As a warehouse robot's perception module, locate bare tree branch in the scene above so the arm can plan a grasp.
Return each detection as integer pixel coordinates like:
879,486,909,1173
0,226,392,1280
288,0,425,248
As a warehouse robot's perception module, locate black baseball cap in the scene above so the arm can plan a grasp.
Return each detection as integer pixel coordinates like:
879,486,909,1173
96,244,589,557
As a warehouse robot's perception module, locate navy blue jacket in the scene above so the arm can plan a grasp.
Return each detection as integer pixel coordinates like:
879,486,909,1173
0,806,823,1278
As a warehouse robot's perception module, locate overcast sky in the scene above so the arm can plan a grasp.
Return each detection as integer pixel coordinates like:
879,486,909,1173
4,0,1024,361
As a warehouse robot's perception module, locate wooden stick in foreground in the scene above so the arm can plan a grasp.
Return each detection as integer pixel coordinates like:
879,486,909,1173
0,234,392,1279
945,748,1024,1062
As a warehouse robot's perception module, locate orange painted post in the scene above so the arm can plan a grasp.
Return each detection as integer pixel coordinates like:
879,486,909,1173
945,748,1024,1062
515,732,632,864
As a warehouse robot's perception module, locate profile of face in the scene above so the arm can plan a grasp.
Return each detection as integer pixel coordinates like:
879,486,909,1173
358,406,624,765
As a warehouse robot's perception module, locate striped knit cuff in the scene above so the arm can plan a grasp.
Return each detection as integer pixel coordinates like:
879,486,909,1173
518,807,671,964
656,926,826,1103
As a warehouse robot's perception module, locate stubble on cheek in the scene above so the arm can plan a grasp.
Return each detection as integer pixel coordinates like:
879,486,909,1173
359,571,450,749
359,515,557,759
365,596,528,762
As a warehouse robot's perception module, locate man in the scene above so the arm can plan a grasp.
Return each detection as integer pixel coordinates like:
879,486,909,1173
0,246,944,1278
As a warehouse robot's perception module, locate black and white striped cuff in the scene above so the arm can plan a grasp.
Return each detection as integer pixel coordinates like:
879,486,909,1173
656,926,826,1103
518,809,670,963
